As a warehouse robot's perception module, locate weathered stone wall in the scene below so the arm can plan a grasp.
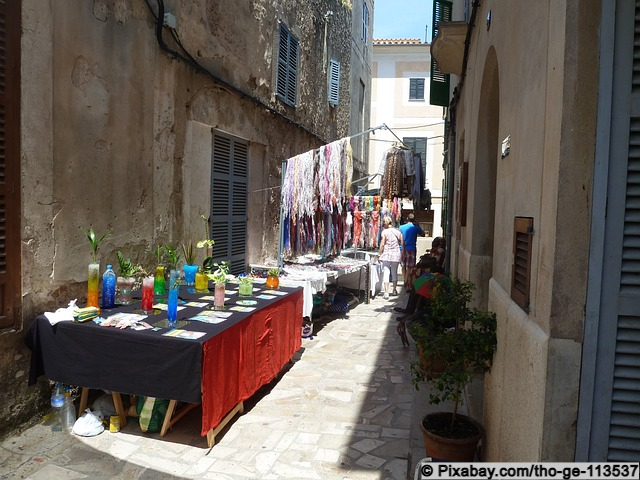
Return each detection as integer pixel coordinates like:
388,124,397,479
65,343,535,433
2,0,355,437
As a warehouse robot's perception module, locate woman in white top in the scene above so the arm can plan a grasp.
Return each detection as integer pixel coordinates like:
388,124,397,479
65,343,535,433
379,216,404,299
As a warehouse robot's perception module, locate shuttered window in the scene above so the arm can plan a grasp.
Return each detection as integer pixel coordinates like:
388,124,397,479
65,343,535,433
0,0,20,329
276,24,298,107
511,217,533,312
578,0,640,461
430,0,452,107
409,78,425,100
362,2,369,44
457,161,468,227
210,133,248,275
328,60,340,106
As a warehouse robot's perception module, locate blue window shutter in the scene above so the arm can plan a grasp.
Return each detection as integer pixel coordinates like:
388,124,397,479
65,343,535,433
430,0,452,107
328,60,340,106
277,25,298,107
211,133,248,275
410,78,425,100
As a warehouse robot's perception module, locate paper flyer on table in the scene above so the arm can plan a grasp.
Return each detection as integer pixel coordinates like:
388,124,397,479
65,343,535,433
152,303,187,311
230,306,256,312
162,329,206,339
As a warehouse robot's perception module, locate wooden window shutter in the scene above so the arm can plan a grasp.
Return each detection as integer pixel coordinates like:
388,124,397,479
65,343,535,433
211,133,248,275
430,0,452,107
328,60,340,106
457,161,468,226
276,25,298,107
512,217,534,311
0,0,20,328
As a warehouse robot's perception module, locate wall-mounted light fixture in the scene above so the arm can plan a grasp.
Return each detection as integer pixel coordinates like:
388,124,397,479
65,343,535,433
486,10,492,31
501,135,511,158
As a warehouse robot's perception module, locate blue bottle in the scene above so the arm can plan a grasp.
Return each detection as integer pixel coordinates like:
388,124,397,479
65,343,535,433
102,265,117,309
167,285,179,329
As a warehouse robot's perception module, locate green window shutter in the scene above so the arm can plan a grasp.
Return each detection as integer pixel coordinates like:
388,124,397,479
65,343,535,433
276,25,298,107
211,133,248,275
328,60,340,106
430,0,452,107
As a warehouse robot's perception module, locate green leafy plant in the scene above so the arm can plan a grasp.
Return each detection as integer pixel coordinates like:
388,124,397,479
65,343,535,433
409,278,497,435
156,244,164,265
82,227,110,264
181,241,197,265
267,268,281,278
164,244,181,271
116,251,146,279
238,275,253,286
210,261,230,284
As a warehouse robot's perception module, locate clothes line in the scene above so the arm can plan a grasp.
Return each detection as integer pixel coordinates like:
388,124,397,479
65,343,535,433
276,123,409,267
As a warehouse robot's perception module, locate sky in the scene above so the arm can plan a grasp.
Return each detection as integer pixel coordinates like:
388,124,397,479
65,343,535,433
372,0,433,42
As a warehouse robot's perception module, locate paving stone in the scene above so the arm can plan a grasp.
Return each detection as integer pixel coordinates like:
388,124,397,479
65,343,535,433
2,295,469,479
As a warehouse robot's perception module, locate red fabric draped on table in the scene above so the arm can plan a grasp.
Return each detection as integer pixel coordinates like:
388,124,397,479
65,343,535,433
200,289,303,436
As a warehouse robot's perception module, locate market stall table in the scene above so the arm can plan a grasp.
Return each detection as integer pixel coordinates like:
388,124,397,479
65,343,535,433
27,282,303,446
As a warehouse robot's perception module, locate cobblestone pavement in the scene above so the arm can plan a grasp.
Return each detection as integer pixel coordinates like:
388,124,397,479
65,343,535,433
1,289,447,480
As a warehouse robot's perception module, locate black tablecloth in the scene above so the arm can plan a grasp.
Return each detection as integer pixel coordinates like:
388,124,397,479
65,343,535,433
26,282,302,404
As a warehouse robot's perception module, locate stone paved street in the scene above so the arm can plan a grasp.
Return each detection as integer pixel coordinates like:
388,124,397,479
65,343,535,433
0,289,455,479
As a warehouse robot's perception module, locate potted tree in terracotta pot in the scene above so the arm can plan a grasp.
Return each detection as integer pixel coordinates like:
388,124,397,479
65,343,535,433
409,277,497,461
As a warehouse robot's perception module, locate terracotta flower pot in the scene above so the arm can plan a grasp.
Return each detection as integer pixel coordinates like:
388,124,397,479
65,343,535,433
419,412,483,461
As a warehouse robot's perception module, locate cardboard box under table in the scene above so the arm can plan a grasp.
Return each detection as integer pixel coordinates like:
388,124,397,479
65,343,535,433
27,285,304,446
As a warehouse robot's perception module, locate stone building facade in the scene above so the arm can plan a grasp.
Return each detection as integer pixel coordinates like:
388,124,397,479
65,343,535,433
0,0,371,436
433,0,639,462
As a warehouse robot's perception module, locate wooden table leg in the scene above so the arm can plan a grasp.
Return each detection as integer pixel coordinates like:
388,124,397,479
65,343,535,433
160,400,199,437
206,401,244,448
78,387,89,416
78,388,127,427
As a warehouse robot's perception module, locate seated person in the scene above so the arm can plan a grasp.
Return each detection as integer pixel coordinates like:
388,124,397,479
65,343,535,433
394,255,444,319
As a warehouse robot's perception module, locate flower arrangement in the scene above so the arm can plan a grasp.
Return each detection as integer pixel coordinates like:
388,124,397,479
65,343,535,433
197,215,216,273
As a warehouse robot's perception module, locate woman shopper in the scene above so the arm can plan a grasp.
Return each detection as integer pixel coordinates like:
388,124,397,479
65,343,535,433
379,216,404,300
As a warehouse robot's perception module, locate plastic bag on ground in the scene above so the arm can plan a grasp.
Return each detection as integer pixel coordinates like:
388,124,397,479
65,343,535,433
72,408,105,437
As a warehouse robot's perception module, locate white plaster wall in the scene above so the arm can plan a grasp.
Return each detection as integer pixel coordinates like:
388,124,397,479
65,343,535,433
370,43,445,237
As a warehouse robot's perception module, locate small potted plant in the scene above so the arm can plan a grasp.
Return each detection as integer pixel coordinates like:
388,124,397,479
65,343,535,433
238,273,254,297
266,267,281,289
409,277,497,461
210,261,230,309
197,214,216,268
181,241,198,286
115,251,145,305
82,227,110,308
153,244,166,296
164,243,181,288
